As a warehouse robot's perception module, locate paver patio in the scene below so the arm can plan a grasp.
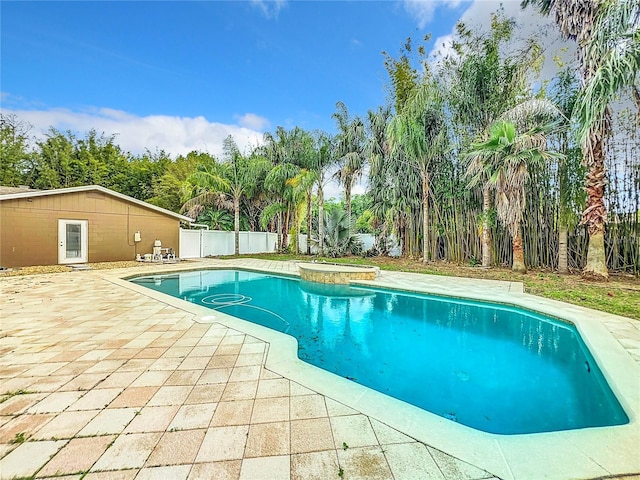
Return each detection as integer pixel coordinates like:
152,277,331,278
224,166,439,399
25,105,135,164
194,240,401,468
3,258,640,479
1,259,501,480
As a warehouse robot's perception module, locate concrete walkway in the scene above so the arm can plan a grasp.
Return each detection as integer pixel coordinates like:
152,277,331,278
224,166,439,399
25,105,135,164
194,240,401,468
1,258,638,480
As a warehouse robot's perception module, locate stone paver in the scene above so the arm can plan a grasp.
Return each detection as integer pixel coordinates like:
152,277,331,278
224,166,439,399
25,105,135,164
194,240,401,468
245,421,290,457
77,407,137,435
290,394,327,420
383,442,445,480
4,259,596,480
84,470,138,480
196,425,250,462
28,391,84,413
211,399,254,426
136,464,191,480
240,455,290,480
330,414,379,449
291,417,335,454
123,405,179,433
0,392,47,415
0,412,53,443
67,387,122,411
92,432,162,471
291,450,340,480
145,429,206,466
251,396,289,423
108,386,159,408
187,460,242,480
0,439,67,479
32,409,100,439
38,435,115,476
336,446,394,480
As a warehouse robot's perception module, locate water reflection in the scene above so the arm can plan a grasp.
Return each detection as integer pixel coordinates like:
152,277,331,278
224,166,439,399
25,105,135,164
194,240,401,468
131,269,628,434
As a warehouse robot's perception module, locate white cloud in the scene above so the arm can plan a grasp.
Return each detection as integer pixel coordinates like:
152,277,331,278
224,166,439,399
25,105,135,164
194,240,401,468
234,112,270,131
428,0,576,83
402,0,464,29
250,0,287,19
0,105,265,158
430,33,456,63
322,176,367,202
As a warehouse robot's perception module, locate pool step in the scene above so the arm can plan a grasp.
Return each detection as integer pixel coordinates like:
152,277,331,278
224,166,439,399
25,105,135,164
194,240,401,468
69,264,92,271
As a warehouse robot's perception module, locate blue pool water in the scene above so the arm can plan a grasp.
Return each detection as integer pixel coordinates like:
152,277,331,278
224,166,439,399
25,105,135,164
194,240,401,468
131,269,628,434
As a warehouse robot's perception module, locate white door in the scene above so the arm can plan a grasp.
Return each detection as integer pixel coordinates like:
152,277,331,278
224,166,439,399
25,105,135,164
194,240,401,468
58,219,88,264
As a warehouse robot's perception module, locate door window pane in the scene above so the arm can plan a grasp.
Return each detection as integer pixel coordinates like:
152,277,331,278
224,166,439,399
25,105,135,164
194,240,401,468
66,224,81,258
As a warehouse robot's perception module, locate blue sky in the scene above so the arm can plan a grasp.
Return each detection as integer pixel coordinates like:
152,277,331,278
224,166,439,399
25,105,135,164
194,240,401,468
1,0,560,179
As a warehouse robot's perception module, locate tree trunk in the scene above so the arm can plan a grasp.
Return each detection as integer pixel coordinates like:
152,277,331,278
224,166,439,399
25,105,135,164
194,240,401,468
422,170,429,264
481,186,492,267
558,224,568,274
582,125,609,279
282,208,290,252
558,129,569,275
307,192,312,255
345,181,352,231
234,196,240,256
294,224,300,254
511,222,527,274
401,225,407,257
277,214,282,251
585,227,608,279
318,185,324,256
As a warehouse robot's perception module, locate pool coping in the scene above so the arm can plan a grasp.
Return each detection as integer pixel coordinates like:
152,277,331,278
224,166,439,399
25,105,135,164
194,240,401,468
104,260,640,480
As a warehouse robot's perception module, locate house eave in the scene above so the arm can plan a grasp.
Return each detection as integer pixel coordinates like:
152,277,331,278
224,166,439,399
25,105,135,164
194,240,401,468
0,185,194,223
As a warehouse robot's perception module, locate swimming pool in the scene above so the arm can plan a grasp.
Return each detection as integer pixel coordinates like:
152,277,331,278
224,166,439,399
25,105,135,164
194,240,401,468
131,268,628,435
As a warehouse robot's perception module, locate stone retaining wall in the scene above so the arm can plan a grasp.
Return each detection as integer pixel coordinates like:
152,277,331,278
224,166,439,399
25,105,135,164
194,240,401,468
298,263,377,284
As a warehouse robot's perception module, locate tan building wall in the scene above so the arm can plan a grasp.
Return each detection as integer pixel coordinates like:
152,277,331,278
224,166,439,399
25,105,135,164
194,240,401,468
0,190,181,268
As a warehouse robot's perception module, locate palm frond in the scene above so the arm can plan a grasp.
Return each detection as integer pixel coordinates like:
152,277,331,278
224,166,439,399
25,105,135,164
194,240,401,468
500,98,567,130
571,0,639,139
259,202,287,230
179,191,229,215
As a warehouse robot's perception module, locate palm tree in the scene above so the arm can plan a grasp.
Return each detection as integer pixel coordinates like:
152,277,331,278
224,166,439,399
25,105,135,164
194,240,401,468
220,136,270,255
197,208,234,231
261,127,302,250
498,96,570,268
310,131,336,256
574,0,639,136
550,68,586,274
387,77,448,263
283,128,318,254
180,154,229,220
364,106,392,251
467,121,564,273
181,140,269,255
262,161,300,251
333,101,366,225
311,209,364,258
364,106,390,173
521,0,639,278
286,168,317,254
443,13,544,268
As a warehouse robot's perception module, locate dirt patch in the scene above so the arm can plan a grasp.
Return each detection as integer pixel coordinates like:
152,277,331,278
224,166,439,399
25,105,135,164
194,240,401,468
0,261,145,277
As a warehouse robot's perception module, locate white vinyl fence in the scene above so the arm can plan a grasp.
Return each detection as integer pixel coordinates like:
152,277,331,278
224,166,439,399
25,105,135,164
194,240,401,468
179,229,278,258
179,228,389,258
